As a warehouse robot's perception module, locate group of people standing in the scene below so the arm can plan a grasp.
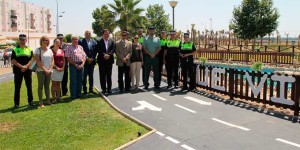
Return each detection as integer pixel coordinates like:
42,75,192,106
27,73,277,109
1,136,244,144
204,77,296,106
11,26,197,109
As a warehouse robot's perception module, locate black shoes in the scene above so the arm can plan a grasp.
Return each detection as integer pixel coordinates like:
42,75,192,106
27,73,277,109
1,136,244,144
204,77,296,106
89,90,98,94
29,102,36,106
14,105,19,109
154,86,160,90
84,90,97,95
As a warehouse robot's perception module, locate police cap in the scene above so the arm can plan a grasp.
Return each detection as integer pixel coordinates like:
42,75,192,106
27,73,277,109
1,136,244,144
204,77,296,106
148,26,155,30
57,34,64,39
19,34,27,40
161,29,166,33
183,33,190,37
169,30,176,34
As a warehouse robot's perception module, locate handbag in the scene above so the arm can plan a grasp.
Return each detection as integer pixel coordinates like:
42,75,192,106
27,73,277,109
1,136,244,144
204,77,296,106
30,48,41,72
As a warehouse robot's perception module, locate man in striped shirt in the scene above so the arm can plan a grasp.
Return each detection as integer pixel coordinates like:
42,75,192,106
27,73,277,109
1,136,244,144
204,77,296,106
65,35,86,99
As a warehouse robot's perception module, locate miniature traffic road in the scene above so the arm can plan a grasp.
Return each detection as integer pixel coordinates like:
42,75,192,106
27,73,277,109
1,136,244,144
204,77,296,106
94,67,300,150
1,67,299,149
0,72,14,82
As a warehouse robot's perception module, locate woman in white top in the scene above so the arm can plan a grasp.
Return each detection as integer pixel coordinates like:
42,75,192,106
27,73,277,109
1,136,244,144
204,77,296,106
35,36,54,108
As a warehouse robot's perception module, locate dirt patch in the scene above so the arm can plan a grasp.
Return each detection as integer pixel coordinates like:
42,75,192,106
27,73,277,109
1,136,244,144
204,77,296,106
0,122,18,133
0,67,13,76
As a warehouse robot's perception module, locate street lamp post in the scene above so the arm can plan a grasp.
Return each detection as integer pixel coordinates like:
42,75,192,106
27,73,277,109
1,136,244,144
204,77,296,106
55,0,59,35
169,1,178,30
55,0,65,34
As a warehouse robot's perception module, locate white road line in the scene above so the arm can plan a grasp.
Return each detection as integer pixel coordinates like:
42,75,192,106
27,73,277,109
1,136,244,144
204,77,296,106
165,136,180,144
155,131,165,136
181,144,196,150
174,104,196,113
184,96,212,105
0,77,6,80
152,94,167,101
276,138,300,148
211,118,250,131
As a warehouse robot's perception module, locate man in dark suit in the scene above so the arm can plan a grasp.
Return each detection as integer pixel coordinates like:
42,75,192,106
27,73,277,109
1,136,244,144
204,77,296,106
96,29,115,94
79,30,97,94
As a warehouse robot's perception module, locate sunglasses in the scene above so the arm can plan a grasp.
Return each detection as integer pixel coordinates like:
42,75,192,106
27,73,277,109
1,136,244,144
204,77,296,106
19,39,26,41
43,40,49,42
134,37,139,39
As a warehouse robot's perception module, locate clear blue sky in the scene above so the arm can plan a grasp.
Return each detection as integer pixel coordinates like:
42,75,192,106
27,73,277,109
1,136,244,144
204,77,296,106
23,0,300,37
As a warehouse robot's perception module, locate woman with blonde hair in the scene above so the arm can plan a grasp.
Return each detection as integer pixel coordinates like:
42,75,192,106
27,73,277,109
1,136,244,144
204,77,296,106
50,38,65,103
35,36,54,108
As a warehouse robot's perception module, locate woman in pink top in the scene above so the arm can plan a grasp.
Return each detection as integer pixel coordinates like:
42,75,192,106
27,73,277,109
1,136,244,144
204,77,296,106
51,38,65,103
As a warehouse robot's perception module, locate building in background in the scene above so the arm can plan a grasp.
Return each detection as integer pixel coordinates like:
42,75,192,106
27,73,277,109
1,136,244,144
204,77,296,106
0,0,55,49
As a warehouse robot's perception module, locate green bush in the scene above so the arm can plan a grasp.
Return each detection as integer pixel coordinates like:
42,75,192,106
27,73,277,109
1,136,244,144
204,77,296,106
252,62,263,72
199,57,207,65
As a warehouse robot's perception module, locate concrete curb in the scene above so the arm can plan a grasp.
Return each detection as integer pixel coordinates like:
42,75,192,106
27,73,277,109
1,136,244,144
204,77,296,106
94,86,157,150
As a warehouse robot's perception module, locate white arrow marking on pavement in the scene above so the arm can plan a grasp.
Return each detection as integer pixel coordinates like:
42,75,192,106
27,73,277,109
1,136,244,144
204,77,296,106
181,144,196,150
152,94,167,101
0,77,6,80
276,138,300,148
212,118,250,131
174,104,196,113
132,101,162,111
184,96,212,105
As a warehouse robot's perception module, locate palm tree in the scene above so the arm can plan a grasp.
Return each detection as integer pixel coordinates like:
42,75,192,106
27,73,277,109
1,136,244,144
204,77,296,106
108,0,147,32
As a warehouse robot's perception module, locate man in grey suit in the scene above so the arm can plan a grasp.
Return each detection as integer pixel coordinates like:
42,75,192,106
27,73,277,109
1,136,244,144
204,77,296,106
115,31,132,93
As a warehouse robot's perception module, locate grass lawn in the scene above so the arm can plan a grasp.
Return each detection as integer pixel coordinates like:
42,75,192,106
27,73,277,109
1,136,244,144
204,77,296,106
0,75,148,150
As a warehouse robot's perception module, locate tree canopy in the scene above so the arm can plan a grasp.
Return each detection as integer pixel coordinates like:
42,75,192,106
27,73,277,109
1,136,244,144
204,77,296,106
92,5,116,36
146,4,172,35
230,0,279,40
108,0,147,32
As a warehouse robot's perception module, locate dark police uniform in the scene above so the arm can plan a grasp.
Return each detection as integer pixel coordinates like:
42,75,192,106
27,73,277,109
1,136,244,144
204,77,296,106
166,31,181,88
180,35,196,91
11,35,34,108
159,30,168,84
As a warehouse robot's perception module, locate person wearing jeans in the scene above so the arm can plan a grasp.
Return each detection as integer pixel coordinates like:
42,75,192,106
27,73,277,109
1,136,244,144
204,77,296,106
35,36,54,108
65,35,86,99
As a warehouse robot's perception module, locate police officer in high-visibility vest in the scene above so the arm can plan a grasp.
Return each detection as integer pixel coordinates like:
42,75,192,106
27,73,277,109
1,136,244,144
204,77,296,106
159,29,168,83
180,33,196,91
136,27,145,44
165,30,181,88
11,34,35,108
